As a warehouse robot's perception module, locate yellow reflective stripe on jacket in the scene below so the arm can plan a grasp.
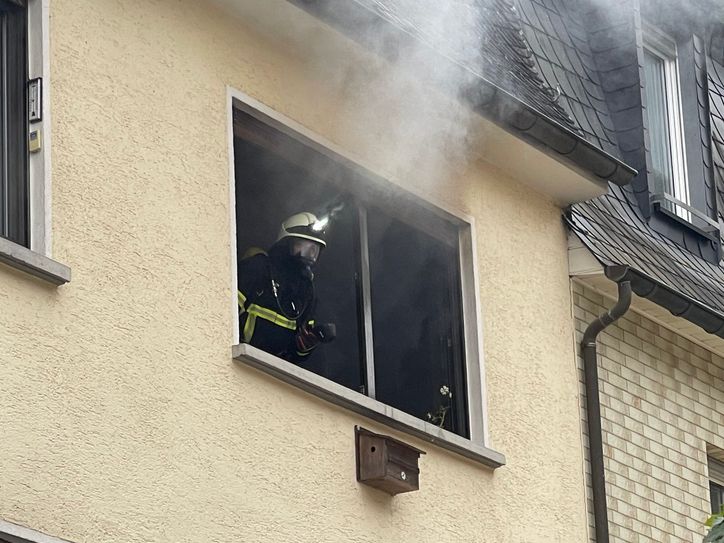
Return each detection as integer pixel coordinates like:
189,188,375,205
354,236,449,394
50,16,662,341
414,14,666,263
247,304,296,329
238,290,247,311
243,312,257,343
242,303,297,344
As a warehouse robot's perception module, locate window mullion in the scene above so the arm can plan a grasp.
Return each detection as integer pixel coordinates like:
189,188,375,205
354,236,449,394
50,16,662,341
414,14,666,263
357,206,377,399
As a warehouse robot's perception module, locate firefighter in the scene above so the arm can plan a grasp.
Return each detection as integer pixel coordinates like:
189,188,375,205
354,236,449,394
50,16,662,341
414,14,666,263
237,212,336,362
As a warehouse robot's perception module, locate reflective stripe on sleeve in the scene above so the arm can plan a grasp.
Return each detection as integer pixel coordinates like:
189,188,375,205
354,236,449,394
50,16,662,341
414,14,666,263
238,290,247,309
246,304,297,330
243,312,257,343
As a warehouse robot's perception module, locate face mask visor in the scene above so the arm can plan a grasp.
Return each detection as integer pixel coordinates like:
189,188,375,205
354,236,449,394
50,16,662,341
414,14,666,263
290,238,321,266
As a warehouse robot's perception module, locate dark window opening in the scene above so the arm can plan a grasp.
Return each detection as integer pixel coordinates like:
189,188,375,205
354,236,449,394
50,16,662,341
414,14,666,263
233,108,469,437
711,481,724,514
0,0,28,247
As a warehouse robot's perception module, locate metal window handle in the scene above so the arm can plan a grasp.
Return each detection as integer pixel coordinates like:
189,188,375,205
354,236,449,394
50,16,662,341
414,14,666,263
400,471,407,480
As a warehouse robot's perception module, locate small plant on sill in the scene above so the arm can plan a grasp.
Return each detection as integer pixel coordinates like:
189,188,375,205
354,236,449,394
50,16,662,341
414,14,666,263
426,385,453,428
705,506,724,543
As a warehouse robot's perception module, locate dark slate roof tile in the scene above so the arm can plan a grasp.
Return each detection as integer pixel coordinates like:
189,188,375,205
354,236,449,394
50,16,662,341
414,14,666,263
593,45,639,72
353,0,576,128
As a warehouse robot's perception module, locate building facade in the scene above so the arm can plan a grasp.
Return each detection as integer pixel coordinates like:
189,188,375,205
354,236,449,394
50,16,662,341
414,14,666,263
0,0,612,542
2,1,723,542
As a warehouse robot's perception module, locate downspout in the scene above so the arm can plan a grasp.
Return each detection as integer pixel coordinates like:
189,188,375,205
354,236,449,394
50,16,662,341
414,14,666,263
580,265,631,543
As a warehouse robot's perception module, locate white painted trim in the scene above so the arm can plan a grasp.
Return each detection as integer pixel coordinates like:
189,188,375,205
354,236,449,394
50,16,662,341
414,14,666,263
227,87,240,345
233,343,505,468
642,23,690,222
25,0,52,256
567,233,604,277
226,85,492,450
0,518,75,543
460,217,490,445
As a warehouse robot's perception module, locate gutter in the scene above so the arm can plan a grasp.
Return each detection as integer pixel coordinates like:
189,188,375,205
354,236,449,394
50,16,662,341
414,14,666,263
603,266,724,339
565,218,724,339
287,0,637,188
581,265,632,543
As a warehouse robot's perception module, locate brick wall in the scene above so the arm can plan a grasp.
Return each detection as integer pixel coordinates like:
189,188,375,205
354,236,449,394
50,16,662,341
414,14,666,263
573,281,724,543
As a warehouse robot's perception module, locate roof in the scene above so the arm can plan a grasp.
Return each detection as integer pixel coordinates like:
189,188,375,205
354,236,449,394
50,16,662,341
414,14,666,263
517,0,724,335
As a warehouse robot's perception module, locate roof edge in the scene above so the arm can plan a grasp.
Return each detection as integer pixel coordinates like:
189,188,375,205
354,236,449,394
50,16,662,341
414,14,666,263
287,0,637,187
604,265,724,339
566,220,724,339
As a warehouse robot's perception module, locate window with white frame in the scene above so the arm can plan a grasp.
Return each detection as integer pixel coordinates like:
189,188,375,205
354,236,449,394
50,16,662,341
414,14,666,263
231,99,490,445
642,24,692,223
0,0,49,254
0,0,64,284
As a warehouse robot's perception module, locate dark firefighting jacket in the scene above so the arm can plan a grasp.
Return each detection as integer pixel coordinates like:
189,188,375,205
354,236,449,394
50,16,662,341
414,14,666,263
237,251,317,362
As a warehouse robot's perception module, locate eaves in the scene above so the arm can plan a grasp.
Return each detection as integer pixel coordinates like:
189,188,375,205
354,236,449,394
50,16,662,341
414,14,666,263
287,0,637,189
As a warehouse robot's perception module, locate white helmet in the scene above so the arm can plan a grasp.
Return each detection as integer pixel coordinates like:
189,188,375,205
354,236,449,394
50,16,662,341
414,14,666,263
277,212,328,247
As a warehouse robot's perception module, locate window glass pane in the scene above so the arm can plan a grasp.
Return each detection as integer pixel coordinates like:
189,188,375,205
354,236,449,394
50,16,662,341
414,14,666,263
711,481,724,514
367,207,468,438
0,3,28,246
644,49,675,195
234,134,365,392
0,12,7,236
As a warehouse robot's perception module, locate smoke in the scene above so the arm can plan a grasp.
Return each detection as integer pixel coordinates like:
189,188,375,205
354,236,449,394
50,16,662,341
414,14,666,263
299,0,491,193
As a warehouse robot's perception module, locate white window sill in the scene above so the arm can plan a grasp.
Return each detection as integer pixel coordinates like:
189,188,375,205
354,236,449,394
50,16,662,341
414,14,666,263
0,517,75,543
0,236,70,285
232,343,506,469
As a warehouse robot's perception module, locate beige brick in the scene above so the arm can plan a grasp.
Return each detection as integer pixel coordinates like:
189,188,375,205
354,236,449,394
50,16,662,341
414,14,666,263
617,316,637,334
633,481,655,501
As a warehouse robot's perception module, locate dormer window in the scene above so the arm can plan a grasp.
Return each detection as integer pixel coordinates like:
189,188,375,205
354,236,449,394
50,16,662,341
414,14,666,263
642,23,719,237
642,24,691,222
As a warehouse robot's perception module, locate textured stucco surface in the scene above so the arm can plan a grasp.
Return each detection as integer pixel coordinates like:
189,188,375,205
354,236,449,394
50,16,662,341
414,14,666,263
1,1,588,541
574,283,724,543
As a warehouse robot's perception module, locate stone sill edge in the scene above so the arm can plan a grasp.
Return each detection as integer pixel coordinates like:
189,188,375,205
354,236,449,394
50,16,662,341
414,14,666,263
232,343,506,469
0,236,70,285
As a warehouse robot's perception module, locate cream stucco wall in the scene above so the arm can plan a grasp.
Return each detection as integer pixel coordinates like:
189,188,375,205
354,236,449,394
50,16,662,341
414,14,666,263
0,1,589,541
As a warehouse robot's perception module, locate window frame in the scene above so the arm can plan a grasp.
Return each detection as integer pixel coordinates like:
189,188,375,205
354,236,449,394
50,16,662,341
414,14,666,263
227,87,503,467
642,23,720,237
0,0,69,285
710,457,724,513
642,24,693,220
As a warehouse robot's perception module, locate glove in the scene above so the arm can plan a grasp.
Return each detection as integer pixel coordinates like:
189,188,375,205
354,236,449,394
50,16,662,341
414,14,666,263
296,322,336,353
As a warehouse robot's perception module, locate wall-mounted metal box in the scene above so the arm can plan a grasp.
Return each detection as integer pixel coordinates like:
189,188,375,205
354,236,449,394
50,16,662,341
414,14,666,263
355,426,425,495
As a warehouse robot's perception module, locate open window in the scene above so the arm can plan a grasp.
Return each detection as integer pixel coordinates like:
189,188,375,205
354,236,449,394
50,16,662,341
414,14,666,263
231,97,489,446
